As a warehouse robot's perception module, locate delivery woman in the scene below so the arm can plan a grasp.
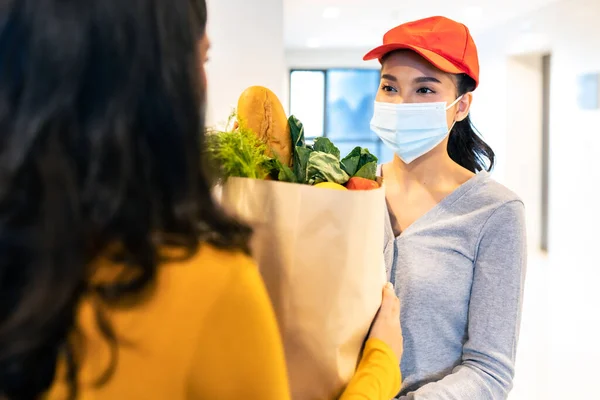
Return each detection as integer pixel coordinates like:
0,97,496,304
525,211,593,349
0,0,402,399
364,16,527,399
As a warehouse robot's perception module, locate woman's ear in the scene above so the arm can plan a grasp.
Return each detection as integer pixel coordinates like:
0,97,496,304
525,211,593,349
455,92,473,122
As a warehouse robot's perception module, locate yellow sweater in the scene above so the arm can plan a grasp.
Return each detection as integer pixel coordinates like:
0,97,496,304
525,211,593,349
47,244,400,399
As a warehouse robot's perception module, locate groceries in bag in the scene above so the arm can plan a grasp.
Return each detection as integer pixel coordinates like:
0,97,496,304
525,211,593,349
205,85,380,190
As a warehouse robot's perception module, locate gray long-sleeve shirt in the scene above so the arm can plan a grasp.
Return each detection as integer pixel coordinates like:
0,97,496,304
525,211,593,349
382,171,527,399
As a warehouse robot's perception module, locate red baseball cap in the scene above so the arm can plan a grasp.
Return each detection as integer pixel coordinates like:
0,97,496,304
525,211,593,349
363,16,480,88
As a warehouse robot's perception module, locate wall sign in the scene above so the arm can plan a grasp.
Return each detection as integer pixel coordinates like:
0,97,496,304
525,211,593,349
577,73,599,110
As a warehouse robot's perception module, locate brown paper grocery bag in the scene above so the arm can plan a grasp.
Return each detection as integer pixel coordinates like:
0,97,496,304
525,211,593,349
220,177,386,400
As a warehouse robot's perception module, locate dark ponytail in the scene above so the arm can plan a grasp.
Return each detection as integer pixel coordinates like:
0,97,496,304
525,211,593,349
447,74,495,173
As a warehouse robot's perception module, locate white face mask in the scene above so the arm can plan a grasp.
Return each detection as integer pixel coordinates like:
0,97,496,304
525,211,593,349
370,96,463,164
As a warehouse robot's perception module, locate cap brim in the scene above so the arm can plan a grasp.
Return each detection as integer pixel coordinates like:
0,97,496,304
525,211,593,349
363,43,463,76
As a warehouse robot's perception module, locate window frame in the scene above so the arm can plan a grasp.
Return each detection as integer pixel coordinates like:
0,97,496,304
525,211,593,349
288,68,383,158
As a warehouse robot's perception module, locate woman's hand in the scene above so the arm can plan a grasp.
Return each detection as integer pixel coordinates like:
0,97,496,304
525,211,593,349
369,283,403,362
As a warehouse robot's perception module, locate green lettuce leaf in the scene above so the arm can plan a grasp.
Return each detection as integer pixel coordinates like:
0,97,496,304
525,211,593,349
342,146,362,161
341,147,362,176
289,115,306,148
341,155,360,176
341,146,378,177
354,161,377,180
294,146,313,184
313,137,341,160
306,151,349,185
358,148,377,170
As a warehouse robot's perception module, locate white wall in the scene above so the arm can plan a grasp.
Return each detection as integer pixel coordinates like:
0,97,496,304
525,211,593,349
286,48,379,69
475,0,600,257
468,0,599,397
205,0,286,128
505,55,544,249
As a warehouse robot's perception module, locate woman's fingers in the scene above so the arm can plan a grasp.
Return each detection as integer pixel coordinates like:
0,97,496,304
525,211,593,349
368,283,403,362
381,282,400,315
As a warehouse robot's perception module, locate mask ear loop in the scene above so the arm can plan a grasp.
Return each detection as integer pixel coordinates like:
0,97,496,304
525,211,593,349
446,95,464,110
446,95,464,134
447,120,458,135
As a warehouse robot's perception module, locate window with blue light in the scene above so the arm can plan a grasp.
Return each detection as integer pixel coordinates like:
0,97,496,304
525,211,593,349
289,69,393,163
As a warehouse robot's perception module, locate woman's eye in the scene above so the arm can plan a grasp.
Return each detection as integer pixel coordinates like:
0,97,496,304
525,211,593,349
381,85,397,93
416,87,434,94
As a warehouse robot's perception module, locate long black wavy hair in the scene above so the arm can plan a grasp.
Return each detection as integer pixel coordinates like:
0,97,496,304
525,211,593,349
0,0,250,398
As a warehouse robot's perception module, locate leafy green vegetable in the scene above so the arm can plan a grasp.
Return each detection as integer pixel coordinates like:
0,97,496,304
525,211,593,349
341,146,362,161
258,158,283,181
205,111,378,187
277,160,298,183
341,155,360,176
313,137,341,160
306,152,350,185
289,115,306,148
204,125,272,181
341,147,361,175
341,147,378,177
358,148,378,169
341,156,360,176
294,146,312,184
354,161,377,180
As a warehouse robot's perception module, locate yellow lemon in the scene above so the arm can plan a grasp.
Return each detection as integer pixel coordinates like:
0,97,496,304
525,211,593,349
314,182,347,191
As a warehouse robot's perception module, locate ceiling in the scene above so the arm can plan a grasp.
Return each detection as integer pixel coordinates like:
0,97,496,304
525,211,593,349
284,0,562,49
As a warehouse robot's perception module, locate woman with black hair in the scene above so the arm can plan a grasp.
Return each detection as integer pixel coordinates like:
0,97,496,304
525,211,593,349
0,0,402,399
365,16,527,399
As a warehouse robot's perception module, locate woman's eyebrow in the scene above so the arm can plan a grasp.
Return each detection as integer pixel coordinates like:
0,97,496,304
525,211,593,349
413,76,442,84
380,74,442,84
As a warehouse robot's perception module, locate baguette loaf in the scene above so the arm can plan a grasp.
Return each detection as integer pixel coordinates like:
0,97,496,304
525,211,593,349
237,86,292,166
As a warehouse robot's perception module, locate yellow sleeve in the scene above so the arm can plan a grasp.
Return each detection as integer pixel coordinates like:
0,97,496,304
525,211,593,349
186,255,291,400
339,338,402,400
